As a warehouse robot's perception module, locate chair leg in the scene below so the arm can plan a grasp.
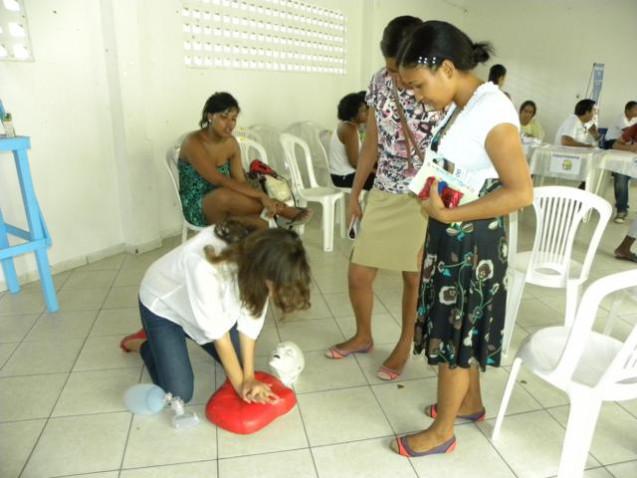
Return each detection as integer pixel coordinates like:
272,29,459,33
603,293,624,336
564,283,581,328
492,357,522,440
322,200,334,252
557,394,601,478
181,224,188,243
503,271,526,355
34,247,59,313
0,210,20,293
339,194,347,239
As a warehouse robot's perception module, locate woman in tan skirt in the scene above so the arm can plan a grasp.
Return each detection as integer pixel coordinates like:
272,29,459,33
325,16,440,380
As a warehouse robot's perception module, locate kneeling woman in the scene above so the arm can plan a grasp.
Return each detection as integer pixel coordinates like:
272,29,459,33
179,92,312,230
121,222,311,404
393,21,533,456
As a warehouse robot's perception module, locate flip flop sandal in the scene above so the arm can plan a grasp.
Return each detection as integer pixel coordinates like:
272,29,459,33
614,253,637,263
377,365,402,381
324,342,373,359
275,208,314,228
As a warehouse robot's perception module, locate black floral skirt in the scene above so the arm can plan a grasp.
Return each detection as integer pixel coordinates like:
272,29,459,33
414,217,508,370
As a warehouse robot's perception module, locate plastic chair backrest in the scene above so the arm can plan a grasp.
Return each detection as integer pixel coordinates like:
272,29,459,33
553,269,637,398
237,137,268,171
280,133,319,192
165,141,183,208
317,128,333,168
245,124,289,178
527,186,611,285
285,121,331,187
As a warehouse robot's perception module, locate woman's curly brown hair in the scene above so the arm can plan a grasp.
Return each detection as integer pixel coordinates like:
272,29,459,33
204,220,311,317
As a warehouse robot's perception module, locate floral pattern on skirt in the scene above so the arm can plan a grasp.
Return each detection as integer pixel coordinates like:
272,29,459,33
414,215,508,370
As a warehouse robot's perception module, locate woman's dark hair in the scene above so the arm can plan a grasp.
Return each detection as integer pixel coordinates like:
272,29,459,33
519,100,537,115
200,92,240,128
397,20,493,71
574,99,596,116
488,64,507,83
625,101,637,112
380,15,422,58
206,223,311,316
337,91,366,121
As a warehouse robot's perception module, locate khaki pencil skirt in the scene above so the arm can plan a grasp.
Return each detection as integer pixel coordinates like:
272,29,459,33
351,188,428,272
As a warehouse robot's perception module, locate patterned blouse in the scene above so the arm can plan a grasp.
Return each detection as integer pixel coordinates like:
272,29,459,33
365,68,440,194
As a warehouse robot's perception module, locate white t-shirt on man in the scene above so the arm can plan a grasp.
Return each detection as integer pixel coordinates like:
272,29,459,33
554,114,596,146
139,227,266,345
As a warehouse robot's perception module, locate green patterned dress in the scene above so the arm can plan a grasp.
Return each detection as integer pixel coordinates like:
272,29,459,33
178,160,231,227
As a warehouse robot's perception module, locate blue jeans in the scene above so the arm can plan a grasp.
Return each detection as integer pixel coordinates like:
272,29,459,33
138,300,240,403
614,173,630,213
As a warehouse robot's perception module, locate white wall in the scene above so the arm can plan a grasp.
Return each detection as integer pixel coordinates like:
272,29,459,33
1,0,636,291
0,0,123,288
461,0,637,140
363,0,637,138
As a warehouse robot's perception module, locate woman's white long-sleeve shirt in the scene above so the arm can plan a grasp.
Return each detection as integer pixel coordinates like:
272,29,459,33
138,227,266,344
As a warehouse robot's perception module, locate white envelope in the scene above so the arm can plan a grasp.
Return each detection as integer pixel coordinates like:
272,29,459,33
408,159,479,206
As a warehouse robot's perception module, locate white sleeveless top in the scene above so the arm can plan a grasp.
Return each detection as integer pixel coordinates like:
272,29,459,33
328,124,357,176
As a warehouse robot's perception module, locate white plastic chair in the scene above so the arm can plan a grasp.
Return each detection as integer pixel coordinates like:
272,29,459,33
492,269,637,478
164,139,205,243
285,121,332,187
245,124,289,179
279,133,345,252
237,136,268,171
502,186,612,354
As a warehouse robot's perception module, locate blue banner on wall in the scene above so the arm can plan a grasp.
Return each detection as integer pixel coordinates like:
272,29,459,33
591,63,604,103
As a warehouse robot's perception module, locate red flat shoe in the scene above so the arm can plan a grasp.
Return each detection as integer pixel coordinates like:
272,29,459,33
120,329,147,353
425,403,486,422
392,435,457,457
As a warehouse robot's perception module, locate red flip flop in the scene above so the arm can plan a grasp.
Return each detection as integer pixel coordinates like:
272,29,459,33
120,329,147,352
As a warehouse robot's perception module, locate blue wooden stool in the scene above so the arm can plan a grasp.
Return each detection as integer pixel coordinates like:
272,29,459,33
0,135,59,313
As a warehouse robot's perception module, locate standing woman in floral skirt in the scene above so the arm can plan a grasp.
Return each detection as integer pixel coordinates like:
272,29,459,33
391,21,533,457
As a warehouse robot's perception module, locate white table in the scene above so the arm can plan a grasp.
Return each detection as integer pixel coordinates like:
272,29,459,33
527,144,606,222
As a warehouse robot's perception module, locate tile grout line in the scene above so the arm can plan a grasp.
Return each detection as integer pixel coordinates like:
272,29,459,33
17,266,116,477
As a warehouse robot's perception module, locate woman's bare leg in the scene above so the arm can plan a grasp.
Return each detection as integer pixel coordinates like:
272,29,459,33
382,270,419,371
202,188,267,228
392,364,469,453
330,263,378,351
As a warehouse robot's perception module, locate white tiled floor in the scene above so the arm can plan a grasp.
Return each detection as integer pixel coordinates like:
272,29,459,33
3,183,637,477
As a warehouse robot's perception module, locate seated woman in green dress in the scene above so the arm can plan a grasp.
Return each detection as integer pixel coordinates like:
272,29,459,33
179,92,312,230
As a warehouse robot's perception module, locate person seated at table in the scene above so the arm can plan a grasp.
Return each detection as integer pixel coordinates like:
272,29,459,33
179,92,312,230
605,101,637,149
611,123,637,223
329,91,375,190
554,99,600,147
519,100,545,141
614,216,637,262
